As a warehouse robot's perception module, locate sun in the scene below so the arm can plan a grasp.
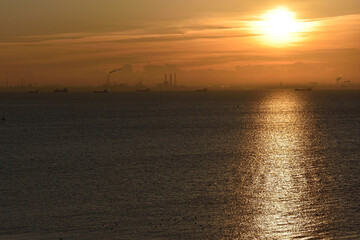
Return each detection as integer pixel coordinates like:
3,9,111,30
263,8,298,36
252,7,303,46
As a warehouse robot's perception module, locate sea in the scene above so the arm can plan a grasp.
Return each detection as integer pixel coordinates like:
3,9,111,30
0,90,359,240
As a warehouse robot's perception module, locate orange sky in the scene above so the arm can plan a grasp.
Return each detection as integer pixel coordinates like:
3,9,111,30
0,0,359,86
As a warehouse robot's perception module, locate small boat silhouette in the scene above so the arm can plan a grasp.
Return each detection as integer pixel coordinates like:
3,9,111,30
93,89,108,93
137,88,150,92
54,88,69,93
295,87,312,91
196,88,207,92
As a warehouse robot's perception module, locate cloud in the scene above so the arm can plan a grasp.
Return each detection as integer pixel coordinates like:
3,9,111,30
0,12,359,85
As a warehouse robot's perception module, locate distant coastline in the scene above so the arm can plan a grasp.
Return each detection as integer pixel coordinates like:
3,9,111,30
0,84,359,93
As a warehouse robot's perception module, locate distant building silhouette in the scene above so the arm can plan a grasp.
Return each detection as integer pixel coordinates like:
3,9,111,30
164,74,169,87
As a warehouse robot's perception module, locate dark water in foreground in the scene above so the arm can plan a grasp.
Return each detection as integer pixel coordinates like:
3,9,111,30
0,90,359,240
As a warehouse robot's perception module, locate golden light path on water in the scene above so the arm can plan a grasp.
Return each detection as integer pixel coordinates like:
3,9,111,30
243,91,319,239
255,93,307,238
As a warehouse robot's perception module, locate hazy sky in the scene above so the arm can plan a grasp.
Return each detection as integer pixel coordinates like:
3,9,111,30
0,0,359,86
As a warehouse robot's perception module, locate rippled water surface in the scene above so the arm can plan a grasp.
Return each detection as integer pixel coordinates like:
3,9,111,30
0,90,359,239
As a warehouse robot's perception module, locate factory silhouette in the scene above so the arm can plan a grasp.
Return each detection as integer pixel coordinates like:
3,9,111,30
102,64,181,91
0,63,357,92
159,73,177,88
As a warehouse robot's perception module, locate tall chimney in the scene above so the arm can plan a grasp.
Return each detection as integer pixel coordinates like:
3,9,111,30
174,73,177,87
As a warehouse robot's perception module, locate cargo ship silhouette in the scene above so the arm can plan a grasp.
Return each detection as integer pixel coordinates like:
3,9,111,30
54,88,69,93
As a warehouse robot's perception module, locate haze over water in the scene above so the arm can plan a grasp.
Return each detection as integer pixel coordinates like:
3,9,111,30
0,90,359,239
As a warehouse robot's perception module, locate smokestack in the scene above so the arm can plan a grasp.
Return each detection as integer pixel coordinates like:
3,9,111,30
174,73,177,87
170,73,173,88
107,68,121,86
164,74,169,88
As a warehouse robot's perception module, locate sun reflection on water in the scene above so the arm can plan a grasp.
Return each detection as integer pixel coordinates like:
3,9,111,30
249,91,313,238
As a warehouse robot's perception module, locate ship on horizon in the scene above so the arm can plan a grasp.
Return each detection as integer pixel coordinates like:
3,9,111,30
295,87,312,91
93,89,108,93
28,90,39,93
54,88,69,93
136,88,150,92
196,88,208,92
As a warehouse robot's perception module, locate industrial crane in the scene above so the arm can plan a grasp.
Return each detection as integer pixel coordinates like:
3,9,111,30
336,77,342,87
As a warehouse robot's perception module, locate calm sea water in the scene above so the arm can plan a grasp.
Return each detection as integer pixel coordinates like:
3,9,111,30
0,90,359,240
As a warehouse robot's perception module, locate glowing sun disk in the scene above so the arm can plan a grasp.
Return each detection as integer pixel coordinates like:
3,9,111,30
253,7,303,46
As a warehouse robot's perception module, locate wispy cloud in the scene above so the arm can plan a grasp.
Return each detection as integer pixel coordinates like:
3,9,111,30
0,12,359,85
